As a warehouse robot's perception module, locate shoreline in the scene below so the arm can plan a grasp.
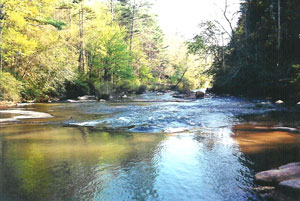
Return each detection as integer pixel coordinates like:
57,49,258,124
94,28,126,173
0,101,17,109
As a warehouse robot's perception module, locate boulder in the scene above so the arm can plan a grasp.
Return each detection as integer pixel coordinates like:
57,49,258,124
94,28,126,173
78,95,97,100
279,162,300,169
172,94,186,99
253,186,276,194
272,127,300,133
195,91,205,98
275,100,284,104
255,162,300,185
279,179,300,192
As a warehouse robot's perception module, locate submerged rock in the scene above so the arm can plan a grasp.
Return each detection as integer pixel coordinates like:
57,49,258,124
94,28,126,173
253,186,276,194
255,162,300,200
255,163,300,185
279,179,300,192
279,162,300,169
172,94,186,99
0,109,53,123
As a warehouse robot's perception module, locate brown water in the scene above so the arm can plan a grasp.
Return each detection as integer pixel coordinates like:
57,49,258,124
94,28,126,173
0,93,299,201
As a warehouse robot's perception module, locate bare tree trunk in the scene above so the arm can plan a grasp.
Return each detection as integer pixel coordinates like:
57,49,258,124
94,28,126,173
277,0,281,50
69,8,72,28
244,2,248,48
110,0,114,24
129,0,136,51
221,33,225,70
175,67,188,88
78,3,85,72
224,0,234,36
277,0,281,66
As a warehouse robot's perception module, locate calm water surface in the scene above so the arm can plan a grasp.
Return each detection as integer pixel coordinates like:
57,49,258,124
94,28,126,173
0,93,299,201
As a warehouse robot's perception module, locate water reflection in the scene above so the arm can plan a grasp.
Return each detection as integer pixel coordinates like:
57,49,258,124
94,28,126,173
233,124,300,172
0,125,165,201
0,95,300,200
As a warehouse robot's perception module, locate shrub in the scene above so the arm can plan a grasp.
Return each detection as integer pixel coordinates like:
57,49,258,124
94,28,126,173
65,76,90,99
94,81,113,100
136,85,147,94
116,79,138,93
0,72,23,102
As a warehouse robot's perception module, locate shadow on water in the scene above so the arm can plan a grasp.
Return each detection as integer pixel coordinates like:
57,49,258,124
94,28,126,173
0,93,300,201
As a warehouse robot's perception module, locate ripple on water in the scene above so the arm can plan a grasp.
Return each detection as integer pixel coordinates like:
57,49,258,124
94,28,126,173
0,93,291,201
65,94,274,134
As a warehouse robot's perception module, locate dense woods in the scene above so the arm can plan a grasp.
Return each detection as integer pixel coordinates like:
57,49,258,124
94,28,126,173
188,0,300,100
1,0,299,102
0,0,210,102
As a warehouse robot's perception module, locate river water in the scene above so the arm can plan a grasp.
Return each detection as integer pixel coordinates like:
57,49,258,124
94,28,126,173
0,93,299,201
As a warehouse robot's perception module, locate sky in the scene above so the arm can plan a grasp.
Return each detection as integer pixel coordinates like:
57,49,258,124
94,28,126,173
152,0,241,39
90,0,241,40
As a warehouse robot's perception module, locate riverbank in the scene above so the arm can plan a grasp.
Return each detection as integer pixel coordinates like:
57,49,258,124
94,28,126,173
0,101,17,109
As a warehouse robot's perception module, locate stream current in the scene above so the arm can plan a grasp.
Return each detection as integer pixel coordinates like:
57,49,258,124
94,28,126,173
0,92,299,201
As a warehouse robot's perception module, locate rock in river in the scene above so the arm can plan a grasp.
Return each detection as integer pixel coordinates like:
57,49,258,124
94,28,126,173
275,100,284,104
195,91,205,99
279,179,300,192
255,162,300,185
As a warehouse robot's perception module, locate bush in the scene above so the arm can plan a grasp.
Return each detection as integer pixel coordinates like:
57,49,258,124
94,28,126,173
0,72,23,102
94,81,113,100
177,79,193,94
116,79,138,93
136,85,147,94
65,76,90,99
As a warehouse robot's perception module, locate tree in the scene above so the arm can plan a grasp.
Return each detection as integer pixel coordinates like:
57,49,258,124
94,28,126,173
207,0,300,99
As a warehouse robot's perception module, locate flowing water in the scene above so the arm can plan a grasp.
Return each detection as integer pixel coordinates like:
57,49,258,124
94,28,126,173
0,93,299,201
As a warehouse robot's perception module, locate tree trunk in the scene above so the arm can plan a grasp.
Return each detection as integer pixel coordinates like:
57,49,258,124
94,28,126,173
78,4,85,72
277,0,281,66
69,8,72,28
110,0,114,24
129,0,136,51
175,67,188,88
277,0,281,50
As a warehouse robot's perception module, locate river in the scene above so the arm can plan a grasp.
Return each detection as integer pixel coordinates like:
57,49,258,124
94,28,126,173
0,92,299,201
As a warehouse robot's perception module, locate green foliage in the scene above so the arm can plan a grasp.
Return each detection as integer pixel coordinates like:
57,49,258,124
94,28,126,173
43,18,67,30
0,72,23,101
115,78,139,92
0,0,206,102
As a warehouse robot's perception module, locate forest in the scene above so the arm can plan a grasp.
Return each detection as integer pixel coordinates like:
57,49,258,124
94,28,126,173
188,0,300,100
0,0,300,102
1,1,300,200
0,0,209,102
